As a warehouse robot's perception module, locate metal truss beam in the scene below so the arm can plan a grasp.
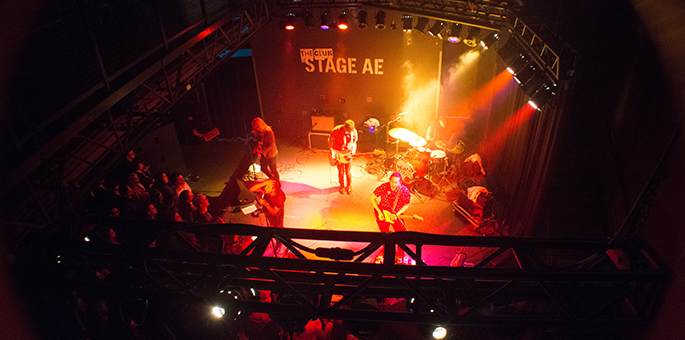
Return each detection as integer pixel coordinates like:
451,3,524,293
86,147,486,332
276,0,512,30
51,223,666,329
2,0,274,229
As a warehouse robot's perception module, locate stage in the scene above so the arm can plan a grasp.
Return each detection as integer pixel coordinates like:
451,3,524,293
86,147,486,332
182,136,495,266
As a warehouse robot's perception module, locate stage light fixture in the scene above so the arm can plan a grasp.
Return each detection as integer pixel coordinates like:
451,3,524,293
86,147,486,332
357,10,368,29
521,71,547,96
507,52,530,75
320,11,331,30
528,82,557,110
480,31,500,49
428,21,445,38
414,17,429,34
284,12,296,31
303,10,314,28
447,23,461,43
463,27,481,47
513,62,536,85
375,10,386,29
402,15,413,32
337,11,349,30
209,289,244,320
418,324,452,340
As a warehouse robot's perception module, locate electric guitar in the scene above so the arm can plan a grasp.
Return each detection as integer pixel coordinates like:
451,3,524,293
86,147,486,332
329,148,385,166
374,209,423,228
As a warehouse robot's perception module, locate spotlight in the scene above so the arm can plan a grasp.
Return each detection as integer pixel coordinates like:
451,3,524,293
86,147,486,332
375,10,386,29
303,10,314,28
418,324,452,340
402,15,413,32
428,21,445,38
284,12,296,31
528,82,557,110
463,27,481,47
521,71,547,96
210,289,243,320
447,23,461,43
320,11,331,30
480,31,500,49
507,52,530,75
357,10,368,29
513,63,536,85
414,17,429,34
337,11,349,30
432,326,448,339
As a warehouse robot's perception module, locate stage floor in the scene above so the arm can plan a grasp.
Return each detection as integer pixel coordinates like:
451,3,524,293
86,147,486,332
183,137,486,266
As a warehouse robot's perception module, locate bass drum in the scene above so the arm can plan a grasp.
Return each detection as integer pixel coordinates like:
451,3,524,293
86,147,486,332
395,158,426,184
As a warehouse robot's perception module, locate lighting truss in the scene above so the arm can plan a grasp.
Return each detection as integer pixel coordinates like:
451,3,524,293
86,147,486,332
53,223,668,328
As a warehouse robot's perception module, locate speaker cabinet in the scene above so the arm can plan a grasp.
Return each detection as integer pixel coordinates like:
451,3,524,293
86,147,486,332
311,116,335,132
308,132,329,150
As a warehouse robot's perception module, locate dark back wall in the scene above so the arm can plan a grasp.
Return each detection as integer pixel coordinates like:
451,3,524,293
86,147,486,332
251,10,442,140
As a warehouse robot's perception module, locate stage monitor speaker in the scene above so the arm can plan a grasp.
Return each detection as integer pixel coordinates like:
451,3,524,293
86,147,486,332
311,116,335,132
308,132,329,150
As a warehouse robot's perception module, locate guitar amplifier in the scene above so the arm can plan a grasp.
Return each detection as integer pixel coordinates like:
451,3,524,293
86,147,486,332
308,132,329,150
311,116,335,132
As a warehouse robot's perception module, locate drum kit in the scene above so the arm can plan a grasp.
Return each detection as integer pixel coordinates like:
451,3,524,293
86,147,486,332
374,127,464,196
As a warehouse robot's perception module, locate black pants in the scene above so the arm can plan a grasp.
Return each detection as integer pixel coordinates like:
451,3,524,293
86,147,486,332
260,155,279,181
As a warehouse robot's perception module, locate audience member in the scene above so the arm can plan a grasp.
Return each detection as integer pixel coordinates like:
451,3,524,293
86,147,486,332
178,190,196,223
170,172,192,198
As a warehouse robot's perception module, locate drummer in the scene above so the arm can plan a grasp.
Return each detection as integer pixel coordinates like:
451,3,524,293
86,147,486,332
426,116,461,164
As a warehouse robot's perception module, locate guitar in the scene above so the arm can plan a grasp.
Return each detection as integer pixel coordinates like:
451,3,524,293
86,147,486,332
374,209,424,227
329,148,385,166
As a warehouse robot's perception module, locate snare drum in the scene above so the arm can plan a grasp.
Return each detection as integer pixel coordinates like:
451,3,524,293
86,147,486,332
430,150,446,161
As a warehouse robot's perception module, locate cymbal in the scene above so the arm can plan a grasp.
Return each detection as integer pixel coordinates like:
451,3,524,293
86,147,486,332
435,140,464,154
434,140,450,150
388,128,420,142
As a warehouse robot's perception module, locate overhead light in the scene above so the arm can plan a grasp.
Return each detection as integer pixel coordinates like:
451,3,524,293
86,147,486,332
513,62,536,85
320,11,331,30
463,27,481,47
428,21,445,38
303,10,314,28
337,11,349,30
447,23,461,43
414,17,429,34
480,31,500,49
528,82,557,110
521,71,547,95
375,10,386,29
418,324,452,340
284,12,296,31
402,15,413,32
357,10,368,29
507,52,530,75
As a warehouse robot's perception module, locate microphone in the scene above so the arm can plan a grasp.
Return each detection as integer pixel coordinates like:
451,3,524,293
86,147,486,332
398,112,409,116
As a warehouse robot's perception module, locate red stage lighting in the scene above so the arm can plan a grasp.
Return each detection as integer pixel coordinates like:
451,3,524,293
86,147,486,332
284,12,296,31
337,11,349,30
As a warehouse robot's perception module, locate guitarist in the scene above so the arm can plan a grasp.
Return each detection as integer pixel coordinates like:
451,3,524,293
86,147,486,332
328,119,358,194
370,172,412,233
251,117,280,182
